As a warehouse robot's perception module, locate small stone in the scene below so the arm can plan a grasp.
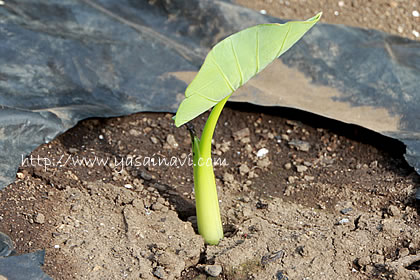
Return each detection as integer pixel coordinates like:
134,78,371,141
239,164,250,176
233,128,250,140
140,170,153,181
68,148,79,154
256,148,269,157
413,10,419,17
338,218,350,225
288,140,310,152
153,183,167,191
304,175,314,181
223,172,234,183
296,165,308,173
284,185,293,196
124,184,133,189
244,144,253,153
166,134,178,149
240,137,251,144
257,157,271,169
281,134,289,141
340,208,353,214
284,163,292,170
357,256,371,267
388,205,400,217
34,213,45,224
370,254,384,264
152,202,164,211
16,172,24,179
287,176,295,184
150,136,159,144
338,1,344,7
129,129,141,137
369,160,378,168
204,265,223,277
153,266,166,279
0,275,8,280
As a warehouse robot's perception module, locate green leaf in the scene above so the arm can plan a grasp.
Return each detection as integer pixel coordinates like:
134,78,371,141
174,13,322,127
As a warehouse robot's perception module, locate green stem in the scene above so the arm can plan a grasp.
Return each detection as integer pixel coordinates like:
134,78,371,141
193,95,230,245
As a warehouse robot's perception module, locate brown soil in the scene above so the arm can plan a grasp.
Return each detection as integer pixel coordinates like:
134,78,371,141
1,104,420,279
1,2,420,280
236,0,420,41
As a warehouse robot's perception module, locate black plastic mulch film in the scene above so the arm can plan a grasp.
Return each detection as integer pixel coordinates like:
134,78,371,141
0,1,419,278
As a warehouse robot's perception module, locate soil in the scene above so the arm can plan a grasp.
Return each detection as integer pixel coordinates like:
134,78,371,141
1,2,420,280
236,0,420,41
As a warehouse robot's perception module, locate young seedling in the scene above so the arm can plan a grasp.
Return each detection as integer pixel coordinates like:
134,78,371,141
173,13,321,245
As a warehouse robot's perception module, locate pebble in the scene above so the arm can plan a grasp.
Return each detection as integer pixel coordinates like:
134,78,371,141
150,136,159,144
296,165,308,173
281,134,289,141
413,30,419,38
276,271,289,280
204,265,223,277
152,202,164,211
256,148,269,157
304,175,314,181
357,256,371,267
124,184,133,189
166,134,178,148
284,163,292,170
233,128,250,140
140,170,153,181
287,176,295,184
129,129,141,137
153,183,167,192
239,164,250,175
257,157,271,169
0,275,7,280
413,10,419,17
223,172,235,183
288,140,310,152
338,218,350,225
68,148,79,154
153,266,166,279
388,205,400,217
34,213,45,224
340,208,353,214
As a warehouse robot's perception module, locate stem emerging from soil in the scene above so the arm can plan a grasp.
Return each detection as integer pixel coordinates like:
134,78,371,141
190,95,230,245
